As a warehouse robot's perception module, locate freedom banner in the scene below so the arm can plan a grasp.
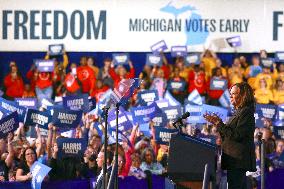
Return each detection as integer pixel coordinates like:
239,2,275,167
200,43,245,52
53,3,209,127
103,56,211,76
31,161,52,189
155,127,178,145
63,94,89,112
0,112,19,139
57,138,87,158
131,102,162,124
210,78,228,90
52,108,83,129
35,59,55,72
25,109,52,129
0,97,27,122
15,98,37,109
161,105,182,121
48,44,64,56
137,89,159,106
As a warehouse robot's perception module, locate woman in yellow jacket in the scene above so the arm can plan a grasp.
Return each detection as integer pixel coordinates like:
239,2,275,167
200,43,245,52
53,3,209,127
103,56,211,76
273,79,284,105
254,79,274,104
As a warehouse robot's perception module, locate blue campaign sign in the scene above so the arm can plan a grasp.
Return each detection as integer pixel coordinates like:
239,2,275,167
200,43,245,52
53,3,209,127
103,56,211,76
63,94,89,113
275,51,284,62
137,89,159,106
219,89,231,108
31,161,51,189
187,89,202,105
93,122,103,137
150,40,168,54
184,102,204,124
185,53,200,65
250,65,262,77
155,99,169,109
0,112,19,139
152,112,168,127
201,104,228,122
108,107,133,131
15,98,37,109
146,53,162,67
274,105,284,126
0,97,27,122
167,80,186,92
162,105,182,121
48,44,64,56
52,108,83,129
210,78,228,90
112,53,130,66
164,90,181,106
261,58,274,68
88,97,96,111
35,59,55,72
171,46,187,57
131,102,162,124
273,126,284,139
25,109,51,130
256,104,277,120
226,36,242,47
139,123,151,137
254,110,265,128
198,134,216,144
57,138,87,159
155,127,178,145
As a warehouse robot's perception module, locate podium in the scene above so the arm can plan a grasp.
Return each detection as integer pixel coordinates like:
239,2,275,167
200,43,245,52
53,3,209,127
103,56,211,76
168,133,217,189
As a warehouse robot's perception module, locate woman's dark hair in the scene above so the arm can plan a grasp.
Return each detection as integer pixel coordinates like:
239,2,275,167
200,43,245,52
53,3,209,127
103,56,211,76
22,147,37,162
231,82,255,110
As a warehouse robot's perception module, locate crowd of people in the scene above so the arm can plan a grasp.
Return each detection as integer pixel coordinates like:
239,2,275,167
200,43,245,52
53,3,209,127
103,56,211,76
0,48,284,189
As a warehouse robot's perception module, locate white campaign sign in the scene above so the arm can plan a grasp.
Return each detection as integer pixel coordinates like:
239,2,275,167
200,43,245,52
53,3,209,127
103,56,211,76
0,0,284,52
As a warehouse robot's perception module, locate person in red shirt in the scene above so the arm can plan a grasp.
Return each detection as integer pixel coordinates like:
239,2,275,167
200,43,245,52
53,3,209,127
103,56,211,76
35,70,53,105
64,63,82,95
91,79,109,102
4,65,24,99
207,67,230,106
77,56,96,95
187,65,207,95
109,60,135,89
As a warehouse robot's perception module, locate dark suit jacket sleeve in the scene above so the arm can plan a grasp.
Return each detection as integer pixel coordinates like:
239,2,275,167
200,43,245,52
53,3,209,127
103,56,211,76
217,106,254,142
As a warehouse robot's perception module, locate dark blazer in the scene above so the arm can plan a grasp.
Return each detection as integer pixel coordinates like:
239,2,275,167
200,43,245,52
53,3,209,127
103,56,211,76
217,104,256,171
95,166,113,189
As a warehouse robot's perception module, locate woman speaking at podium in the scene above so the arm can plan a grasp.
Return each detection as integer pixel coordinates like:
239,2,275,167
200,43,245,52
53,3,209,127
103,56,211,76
204,82,256,189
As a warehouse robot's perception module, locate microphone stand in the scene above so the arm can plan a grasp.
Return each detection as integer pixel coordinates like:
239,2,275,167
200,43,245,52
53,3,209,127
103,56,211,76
173,120,184,133
103,106,110,189
107,103,120,189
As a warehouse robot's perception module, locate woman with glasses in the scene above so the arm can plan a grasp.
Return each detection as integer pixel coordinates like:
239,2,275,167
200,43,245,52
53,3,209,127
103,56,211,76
15,147,37,181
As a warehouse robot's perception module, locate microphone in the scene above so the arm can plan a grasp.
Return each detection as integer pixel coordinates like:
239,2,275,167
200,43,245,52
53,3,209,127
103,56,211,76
173,112,190,125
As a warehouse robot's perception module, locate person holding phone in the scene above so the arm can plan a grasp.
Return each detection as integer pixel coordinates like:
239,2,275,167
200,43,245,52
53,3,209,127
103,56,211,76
203,82,256,189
